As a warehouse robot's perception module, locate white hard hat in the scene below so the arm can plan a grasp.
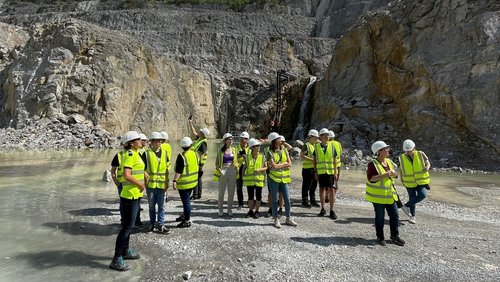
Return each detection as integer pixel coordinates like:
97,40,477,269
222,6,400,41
307,129,319,137
222,132,233,140
267,132,280,142
199,128,210,137
138,133,148,141
160,131,169,140
328,130,335,139
249,138,261,148
180,137,193,148
403,139,416,151
149,132,164,140
280,135,285,142
122,131,141,144
319,128,329,135
371,141,390,155
239,131,250,139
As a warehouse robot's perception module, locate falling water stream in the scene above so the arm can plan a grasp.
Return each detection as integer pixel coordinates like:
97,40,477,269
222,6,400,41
292,76,317,141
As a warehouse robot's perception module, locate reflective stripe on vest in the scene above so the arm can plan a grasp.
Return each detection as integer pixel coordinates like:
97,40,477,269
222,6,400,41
364,159,397,204
213,147,239,182
302,142,315,169
332,141,342,168
315,142,335,175
117,150,126,183
269,149,291,184
399,151,430,188
243,153,265,187
177,150,199,190
192,138,208,165
121,150,145,200
146,148,168,189
160,143,172,171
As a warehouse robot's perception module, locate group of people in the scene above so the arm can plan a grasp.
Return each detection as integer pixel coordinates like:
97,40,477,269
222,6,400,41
107,119,431,271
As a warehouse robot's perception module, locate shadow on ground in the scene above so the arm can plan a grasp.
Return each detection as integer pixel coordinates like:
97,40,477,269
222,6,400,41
194,219,270,228
14,250,109,269
290,236,375,247
68,208,119,216
43,221,119,236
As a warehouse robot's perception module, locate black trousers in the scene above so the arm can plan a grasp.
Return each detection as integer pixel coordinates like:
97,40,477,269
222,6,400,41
301,168,318,203
236,166,244,206
193,166,204,198
114,198,139,258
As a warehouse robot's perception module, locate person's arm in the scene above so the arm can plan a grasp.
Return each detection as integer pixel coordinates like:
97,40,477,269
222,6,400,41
172,154,185,190
283,142,292,152
111,166,120,187
422,151,431,171
188,119,198,138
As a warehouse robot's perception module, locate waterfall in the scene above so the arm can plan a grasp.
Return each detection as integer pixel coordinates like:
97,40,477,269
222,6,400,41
292,76,317,141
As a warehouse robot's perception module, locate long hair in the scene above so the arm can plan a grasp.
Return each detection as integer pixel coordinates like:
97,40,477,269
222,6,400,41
271,139,280,151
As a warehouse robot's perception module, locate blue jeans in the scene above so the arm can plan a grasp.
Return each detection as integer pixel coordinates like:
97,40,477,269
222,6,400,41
405,185,427,216
373,202,399,239
178,188,194,221
269,178,291,219
114,197,139,257
146,188,165,226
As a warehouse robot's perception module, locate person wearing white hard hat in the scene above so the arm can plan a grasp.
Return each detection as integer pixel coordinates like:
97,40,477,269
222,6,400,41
160,131,172,203
109,131,145,271
266,132,297,228
188,117,209,200
325,130,343,204
314,128,338,220
236,131,250,210
110,136,129,224
145,132,170,233
300,129,319,208
172,137,199,228
398,139,431,224
366,141,405,246
213,133,239,217
242,138,267,218
134,133,149,229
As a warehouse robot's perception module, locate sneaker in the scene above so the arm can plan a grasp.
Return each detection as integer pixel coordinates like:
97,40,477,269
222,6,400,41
390,236,406,246
285,218,297,227
310,201,320,207
301,201,311,208
148,224,155,232
109,256,128,271
237,205,243,210
246,210,253,218
252,211,259,219
329,210,337,220
377,238,386,246
227,210,233,217
265,208,272,218
134,222,144,230
409,216,416,224
318,208,326,217
177,220,191,228
123,248,140,260
277,208,283,219
176,214,185,222
159,225,170,233
273,218,281,229
401,206,411,217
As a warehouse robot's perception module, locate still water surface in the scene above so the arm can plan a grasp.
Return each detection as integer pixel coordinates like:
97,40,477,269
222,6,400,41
0,143,498,280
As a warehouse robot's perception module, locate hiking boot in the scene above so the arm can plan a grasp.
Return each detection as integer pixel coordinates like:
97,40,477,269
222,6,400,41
134,222,144,230
159,225,170,233
390,236,406,246
246,210,254,218
401,206,411,217
377,238,386,246
177,221,191,228
285,218,297,227
109,256,128,271
277,208,283,219
310,201,320,207
329,210,337,220
301,201,311,208
409,216,416,224
252,211,259,219
176,214,185,222
318,208,326,217
273,218,281,229
123,248,140,260
148,224,155,232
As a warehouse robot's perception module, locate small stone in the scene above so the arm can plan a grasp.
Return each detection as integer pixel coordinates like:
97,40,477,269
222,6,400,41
237,258,242,262
182,271,192,280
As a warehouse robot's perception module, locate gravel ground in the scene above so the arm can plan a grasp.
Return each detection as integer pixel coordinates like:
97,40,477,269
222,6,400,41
93,176,500,282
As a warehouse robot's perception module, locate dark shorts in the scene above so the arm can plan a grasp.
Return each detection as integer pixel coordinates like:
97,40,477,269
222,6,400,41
318,174,336,189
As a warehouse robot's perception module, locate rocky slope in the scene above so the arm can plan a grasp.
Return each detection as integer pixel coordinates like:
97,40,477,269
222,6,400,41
311,0,500,170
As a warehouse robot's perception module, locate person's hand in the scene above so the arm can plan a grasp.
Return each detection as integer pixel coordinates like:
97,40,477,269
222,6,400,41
139,183,145,192
172,181,177,190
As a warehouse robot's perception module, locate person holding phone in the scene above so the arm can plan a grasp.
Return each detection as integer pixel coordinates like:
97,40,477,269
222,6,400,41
188,116,209,200
236,131,250,209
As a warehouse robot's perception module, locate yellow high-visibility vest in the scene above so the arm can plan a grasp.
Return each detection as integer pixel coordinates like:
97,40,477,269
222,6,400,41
160,143,172,171
236,144,250,166
213,147,239,182
146,148,168,189
177,150,199,190
121,149,145,199
332,140,342,168
399,151,430,188
192,138,208,165
302,142,315,169
243,153,265,187
315,142,335,175
365,159,398,204
268,149,291,184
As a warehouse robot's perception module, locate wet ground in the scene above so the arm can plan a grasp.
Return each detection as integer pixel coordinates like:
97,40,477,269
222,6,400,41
0,148,499,281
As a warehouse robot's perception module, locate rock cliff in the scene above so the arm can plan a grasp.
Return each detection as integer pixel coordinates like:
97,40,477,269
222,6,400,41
311,0,500,169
